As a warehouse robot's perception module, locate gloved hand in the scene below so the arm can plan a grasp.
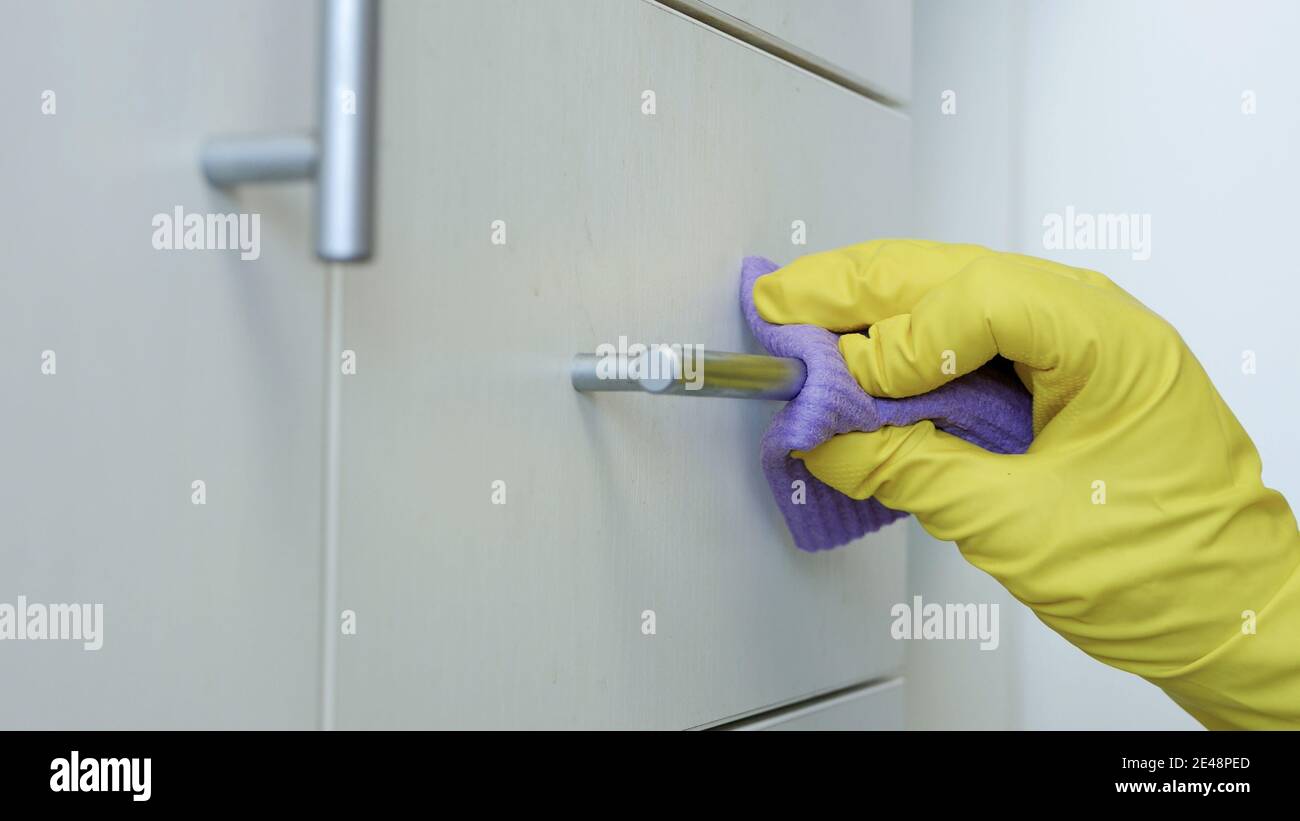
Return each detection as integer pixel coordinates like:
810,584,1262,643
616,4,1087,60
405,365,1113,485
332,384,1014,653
754,239,1300,729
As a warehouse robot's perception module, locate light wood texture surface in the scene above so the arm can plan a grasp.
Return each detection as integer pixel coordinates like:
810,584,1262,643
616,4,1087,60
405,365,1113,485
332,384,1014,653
333,0,913,729
0,0,324,728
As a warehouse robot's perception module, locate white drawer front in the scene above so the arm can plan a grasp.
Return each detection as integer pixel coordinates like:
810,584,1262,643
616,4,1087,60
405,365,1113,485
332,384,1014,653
332,0,912,729
0,0,323,729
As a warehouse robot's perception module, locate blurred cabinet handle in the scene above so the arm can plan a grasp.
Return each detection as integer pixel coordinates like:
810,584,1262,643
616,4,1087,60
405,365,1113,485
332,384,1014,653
200,0,378,262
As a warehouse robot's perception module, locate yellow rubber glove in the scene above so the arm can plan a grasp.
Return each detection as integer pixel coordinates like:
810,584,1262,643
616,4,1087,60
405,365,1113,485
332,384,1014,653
754,239,1300,729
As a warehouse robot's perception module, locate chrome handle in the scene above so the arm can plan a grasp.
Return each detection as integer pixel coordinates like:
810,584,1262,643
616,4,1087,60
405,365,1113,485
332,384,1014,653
571,349,806,400
200,0,378,262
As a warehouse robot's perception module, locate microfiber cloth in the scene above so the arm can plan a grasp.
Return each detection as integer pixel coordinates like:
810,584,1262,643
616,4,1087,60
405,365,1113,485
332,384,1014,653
741,256,1035,551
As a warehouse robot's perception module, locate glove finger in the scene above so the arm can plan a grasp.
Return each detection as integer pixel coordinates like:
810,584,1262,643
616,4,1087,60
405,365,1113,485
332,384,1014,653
753,239,997,330
837,254,1141,399
794,422,1030,544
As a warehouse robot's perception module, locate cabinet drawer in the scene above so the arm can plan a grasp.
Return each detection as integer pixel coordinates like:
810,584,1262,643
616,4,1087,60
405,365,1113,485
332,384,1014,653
334,0,912,729
0,0,323,729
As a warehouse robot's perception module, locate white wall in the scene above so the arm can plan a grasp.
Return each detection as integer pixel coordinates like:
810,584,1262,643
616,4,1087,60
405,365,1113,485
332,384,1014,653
907,0,1023,730
1013,0,1297,731
912,0,1298,729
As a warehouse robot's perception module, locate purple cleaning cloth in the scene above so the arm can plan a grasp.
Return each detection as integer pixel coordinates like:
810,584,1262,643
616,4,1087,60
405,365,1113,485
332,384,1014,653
742,256,1034,552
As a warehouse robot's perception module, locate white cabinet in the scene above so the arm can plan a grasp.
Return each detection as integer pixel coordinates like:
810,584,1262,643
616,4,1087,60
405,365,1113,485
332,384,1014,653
331,0,912,729
0,0,324,728
0,0,913,730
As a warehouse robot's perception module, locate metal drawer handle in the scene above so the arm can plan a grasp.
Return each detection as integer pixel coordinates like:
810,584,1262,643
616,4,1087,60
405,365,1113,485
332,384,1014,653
200,0,378,262
571,349,806,400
